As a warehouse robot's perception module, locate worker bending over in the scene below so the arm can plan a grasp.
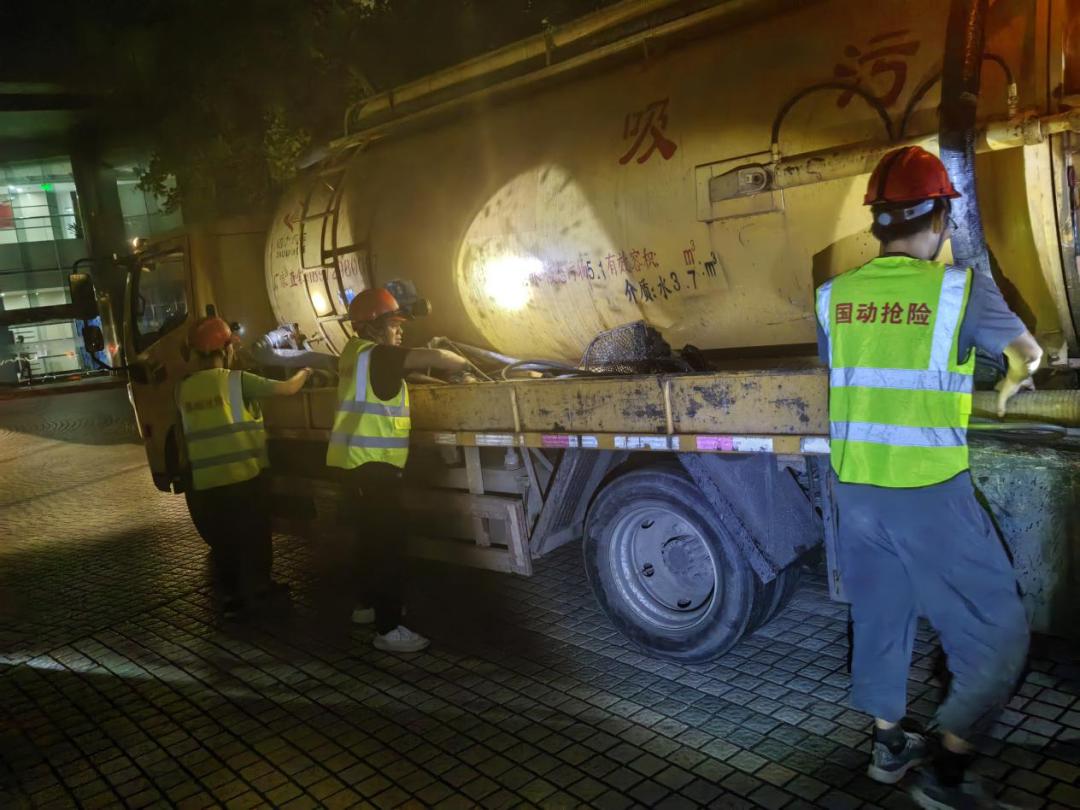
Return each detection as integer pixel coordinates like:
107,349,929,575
816,146,1041,809
326,288,469,653
179,316,311,617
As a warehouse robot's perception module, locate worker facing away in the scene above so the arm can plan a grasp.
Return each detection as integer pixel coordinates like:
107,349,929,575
178,316,312,617
816,146,1042,810
326,287,469,653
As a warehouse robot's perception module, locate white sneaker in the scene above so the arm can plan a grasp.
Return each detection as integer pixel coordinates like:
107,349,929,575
372,625,430,653
351,605,406,625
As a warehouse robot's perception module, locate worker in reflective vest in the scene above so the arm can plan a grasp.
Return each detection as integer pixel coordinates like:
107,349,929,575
327,288,469,653
179,316,311,617
816,146,1042,809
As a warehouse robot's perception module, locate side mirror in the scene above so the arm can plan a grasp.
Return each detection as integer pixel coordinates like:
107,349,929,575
70,273,100,319
82,325,105,354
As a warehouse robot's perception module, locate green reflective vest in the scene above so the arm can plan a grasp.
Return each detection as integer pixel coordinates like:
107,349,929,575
178,369,268,491
816,256,975,488
326,338,411,470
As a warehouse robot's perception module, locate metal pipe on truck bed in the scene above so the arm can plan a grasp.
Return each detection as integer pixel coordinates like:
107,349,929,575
344,0,692,132
333,0,824,146
710,111,1080,204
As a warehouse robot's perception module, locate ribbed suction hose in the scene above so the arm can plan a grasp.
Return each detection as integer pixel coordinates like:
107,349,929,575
972,390,1080,426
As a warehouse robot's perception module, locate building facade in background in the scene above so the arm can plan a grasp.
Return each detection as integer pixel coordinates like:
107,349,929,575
0,156,179,385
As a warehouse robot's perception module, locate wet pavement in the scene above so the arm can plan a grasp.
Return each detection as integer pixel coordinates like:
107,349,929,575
1,387,1078,809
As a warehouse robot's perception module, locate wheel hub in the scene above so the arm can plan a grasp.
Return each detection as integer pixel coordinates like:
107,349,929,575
661,534,709,585
609,505,718,629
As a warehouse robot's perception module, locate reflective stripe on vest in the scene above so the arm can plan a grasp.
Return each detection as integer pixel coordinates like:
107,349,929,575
829,367,972,393
179,369,268,490
326,338,411,470
829,421,967,448
816,257,975,488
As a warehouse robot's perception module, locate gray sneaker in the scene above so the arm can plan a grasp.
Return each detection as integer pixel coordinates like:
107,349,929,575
911,771,1017,809
867,731,929,784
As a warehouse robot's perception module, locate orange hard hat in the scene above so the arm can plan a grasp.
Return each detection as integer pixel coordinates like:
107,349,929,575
349,288,405,324
864,146,961,207
187,316,236,353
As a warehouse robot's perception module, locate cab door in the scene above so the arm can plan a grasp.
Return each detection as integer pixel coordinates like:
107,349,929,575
122,236,194,491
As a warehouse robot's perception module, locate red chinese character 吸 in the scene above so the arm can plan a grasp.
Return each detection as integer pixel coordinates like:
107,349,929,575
833,30,921,109
619,99,678,165
880,302,903,324
907,302,932,325
836,303,853,324
856,302,878,323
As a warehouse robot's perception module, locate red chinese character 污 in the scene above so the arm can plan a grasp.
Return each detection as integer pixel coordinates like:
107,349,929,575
836,303,853,324
907,302,932,325
880,302,903,324
833,30,921,109
619,99,678,165
856,302,878,323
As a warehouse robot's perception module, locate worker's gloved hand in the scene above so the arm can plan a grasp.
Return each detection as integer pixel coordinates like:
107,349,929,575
994,374,1035,417
308,368,336,387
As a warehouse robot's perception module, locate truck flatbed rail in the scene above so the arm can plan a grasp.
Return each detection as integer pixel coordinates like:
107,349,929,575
262,367,833,455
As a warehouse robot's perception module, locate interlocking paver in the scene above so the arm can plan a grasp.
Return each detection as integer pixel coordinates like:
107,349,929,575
2,387,1079,810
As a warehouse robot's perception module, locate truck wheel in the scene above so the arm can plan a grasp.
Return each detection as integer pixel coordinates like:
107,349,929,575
584,465,756,662
746,564,802,634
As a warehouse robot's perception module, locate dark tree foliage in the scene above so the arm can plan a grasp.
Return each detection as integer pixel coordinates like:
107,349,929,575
0,0,614,219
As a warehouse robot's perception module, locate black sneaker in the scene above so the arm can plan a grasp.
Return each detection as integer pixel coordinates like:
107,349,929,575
254,580,291,600
867,730,929,784
221,596,246,619
911,771,1015,809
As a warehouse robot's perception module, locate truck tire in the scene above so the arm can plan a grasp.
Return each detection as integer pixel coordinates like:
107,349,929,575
584,464,757,662
745,564,802,634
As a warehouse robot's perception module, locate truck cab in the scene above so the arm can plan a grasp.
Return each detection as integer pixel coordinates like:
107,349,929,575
122,220,274,491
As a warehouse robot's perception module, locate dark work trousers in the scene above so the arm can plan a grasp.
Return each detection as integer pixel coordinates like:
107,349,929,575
186,474,272,601
835,471,1029,740
339,462,406,635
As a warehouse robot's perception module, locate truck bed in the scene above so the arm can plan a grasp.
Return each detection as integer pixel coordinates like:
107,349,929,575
261,367,832,456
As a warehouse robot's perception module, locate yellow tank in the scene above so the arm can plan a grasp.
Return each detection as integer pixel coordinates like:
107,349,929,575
265,0,1078,364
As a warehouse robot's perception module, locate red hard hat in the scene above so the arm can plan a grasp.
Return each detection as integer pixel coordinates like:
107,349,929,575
864,146,961,206
349,288,405,324
187,317,235,353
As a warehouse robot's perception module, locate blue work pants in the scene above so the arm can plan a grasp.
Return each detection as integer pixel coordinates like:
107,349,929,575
835,471,1029,740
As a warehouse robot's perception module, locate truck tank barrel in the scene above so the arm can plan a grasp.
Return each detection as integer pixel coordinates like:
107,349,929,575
266,0,1077,364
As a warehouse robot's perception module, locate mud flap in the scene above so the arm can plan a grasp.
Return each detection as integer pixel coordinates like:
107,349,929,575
812,457,846,604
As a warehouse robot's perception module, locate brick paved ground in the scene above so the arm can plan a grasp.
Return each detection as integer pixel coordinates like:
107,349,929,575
1,387,1078,809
